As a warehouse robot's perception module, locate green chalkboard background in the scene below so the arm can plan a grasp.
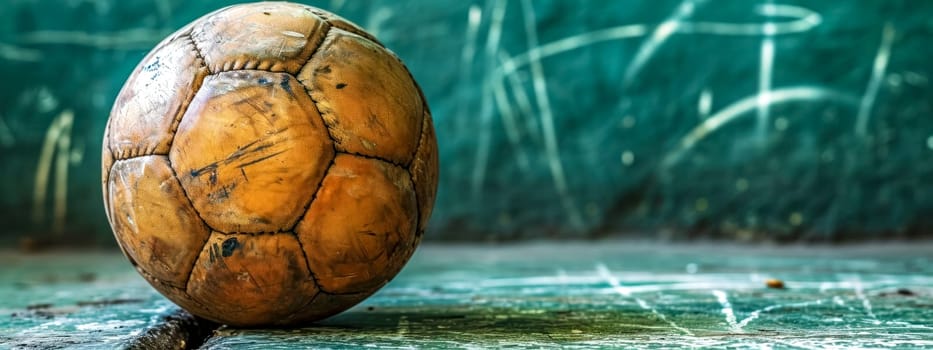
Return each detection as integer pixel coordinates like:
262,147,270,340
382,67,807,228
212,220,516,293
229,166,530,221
0,0,931,245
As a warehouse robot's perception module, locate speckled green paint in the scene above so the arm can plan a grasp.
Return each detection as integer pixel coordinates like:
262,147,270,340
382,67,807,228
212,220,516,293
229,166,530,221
2,243,932,349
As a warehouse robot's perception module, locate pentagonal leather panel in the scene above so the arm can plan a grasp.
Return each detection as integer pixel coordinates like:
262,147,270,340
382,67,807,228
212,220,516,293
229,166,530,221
186,232,320,327
107,155,210,287
108,36,208,158
190,2,329,74
298,29,423,165
296,154,417,293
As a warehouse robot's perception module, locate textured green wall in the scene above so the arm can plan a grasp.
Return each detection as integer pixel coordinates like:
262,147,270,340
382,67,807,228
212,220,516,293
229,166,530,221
1,0,931,244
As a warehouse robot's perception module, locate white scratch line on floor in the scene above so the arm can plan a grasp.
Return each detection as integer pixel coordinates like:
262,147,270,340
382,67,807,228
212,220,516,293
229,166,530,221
832,295,861,314
712,290,740,332
596,263,694,336
851,276,878,322
396,315,410,339
769,338,826,350
556,268,569,286
736,299,824,329
444,273,766,290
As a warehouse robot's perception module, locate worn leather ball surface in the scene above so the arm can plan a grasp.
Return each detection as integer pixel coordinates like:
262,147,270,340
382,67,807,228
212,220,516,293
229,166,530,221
101,2,438,327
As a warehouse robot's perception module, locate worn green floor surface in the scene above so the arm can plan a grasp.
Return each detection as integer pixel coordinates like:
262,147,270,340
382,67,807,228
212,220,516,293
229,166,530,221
1,242,931,349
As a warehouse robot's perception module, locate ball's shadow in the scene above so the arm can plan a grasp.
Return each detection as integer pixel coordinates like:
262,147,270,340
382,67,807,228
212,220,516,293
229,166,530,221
217,305,678,343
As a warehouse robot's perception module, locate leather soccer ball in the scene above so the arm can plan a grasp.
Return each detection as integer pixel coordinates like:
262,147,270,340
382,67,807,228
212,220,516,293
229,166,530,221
102,2,438,327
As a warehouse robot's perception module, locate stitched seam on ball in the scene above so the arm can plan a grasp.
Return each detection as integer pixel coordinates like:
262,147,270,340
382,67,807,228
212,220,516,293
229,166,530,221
281,232,320,296
164,34,209,167
291,153,337,293
289,148,335,232
336,150,407,171
165,35,209,153
105,123,117,161
405,162,424,243
324,27,420,167
184,33,211,75
308,9,385,48
297,26,341,146
279,290,323,323
102,125,114,217
112,146,144,160
320,290,368,297
292,16,331,73
402,73,429,167
110,151,170,161
409,111,430,173
297,30,415,167
106,160,139,268
293,232,325,293
211,230,293,236
137,264,215,315
163,154,220,291
411,169,423,237
408,113,431,233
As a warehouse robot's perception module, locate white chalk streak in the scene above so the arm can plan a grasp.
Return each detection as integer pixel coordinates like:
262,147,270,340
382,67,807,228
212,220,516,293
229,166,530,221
471,0,512,195
663,86,859,167
33,110,73,231
501,52,542,144
596,264,694,336
855,23,895,136
0,114,14,146
698,89,712,119
504,25,648,76
484,0,507,56
0,42,42,61
53,110,74,235
756,3,775,141
455,5,482,131
493,80,531,172
364,7,393,40
501,4,819,78
520,0,584,230
624,0,703,85
679,4,821,36
462,5,483,67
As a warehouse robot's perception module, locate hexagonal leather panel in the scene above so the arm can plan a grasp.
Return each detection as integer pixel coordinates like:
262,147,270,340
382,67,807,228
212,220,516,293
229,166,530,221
171,70,334,233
